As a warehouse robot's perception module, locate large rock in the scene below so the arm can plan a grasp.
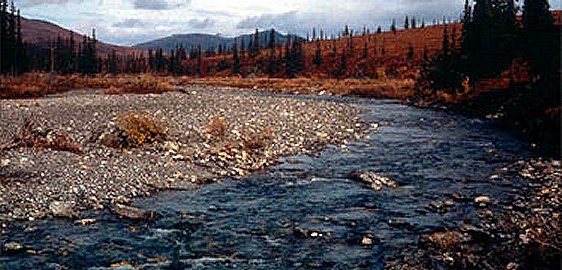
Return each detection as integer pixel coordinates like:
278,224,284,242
49,201,79,219
111,204,159,221
350,171,398,191
2,242,24,255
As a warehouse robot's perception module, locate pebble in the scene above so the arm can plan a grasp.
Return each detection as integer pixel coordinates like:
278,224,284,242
2,242,24,254
474,196,491,204
0,89,364,222
361,237,374,246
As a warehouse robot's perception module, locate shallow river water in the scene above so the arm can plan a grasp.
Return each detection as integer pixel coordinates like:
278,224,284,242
0,96,531,270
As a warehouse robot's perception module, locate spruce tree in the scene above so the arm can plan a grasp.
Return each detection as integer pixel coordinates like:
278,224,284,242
451,25,457,49
522,0,556,76
232,38,240,74
16,8,24,74
333,51,347,78
407,43,414,59
253,28,260,57
404,16,409,29
313,41,323,67
7,0,15,74
0,0,5,74
268,28,275,49
442,24,449,55
522,0,552,31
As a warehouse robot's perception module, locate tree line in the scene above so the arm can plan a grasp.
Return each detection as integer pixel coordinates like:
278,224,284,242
0,0,24,75
0,0,100,75
422,0,557,93
2,0,557,82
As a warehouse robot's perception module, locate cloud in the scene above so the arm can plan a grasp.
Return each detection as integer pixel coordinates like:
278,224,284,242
133,0,191,10
188,18,216,29
19,0,85,7
133,0,170,10
236,0,465,35
112,19,146,28
20,0,562,46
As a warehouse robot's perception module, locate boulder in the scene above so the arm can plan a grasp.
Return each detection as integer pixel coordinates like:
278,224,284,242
2,242,24,255
111,204,159,221
474,196,491,204
49,201,79,219
350,171,398,191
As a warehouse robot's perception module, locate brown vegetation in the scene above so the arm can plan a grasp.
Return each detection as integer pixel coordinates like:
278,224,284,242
0,74,178,99
2,118,81,154
117,112,167,148
205,117,228,140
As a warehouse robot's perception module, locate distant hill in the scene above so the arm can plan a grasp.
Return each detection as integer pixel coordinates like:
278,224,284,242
134,30,301,52
20,17,143,56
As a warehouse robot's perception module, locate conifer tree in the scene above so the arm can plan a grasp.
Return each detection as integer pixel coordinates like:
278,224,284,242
0,0,6,74
313,40,323,67
404,16,410,29
252,28,260,58
391,19,397,33
312,28,316,41
442,24,449,54
333,51,347,78
232,38,240,74
522,0,556,76
407,43,414,59
268,28,275,49
451,25,457,49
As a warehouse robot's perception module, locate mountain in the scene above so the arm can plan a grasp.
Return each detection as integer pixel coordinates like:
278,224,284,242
20,17,143,56
133,30,301,52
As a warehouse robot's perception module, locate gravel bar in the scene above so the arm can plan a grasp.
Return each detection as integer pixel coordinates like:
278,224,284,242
0,88,366,225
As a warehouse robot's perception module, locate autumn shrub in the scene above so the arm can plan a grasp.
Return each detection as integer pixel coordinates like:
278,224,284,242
4,119,82,154
205,117,227,139
104,86,122,95
242,128,273,150
117,112,167,148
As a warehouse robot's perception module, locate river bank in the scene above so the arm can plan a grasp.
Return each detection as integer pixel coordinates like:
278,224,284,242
0,87,366,225
385,158,561,270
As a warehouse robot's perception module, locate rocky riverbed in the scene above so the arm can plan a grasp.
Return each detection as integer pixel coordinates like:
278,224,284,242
385,158,561,270
0,88,365,225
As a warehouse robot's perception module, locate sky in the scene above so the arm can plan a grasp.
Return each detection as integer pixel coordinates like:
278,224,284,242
17,0,562,46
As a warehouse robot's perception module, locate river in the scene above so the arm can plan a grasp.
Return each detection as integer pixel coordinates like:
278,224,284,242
0,96,531,270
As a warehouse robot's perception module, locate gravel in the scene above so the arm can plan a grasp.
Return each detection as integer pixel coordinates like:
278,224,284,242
384,158,561,270
0,88,366,224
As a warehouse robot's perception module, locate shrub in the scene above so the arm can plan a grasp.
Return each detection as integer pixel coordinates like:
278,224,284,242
104,86,122,95
242,128,273,150
6,119,82,154
205,117,227,139
117,112,167,148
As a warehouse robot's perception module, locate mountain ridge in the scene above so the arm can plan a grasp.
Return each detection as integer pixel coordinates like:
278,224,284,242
20,17,143,56
133,30,302,52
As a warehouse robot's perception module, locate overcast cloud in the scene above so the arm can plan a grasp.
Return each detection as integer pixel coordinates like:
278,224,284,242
16,0,562,46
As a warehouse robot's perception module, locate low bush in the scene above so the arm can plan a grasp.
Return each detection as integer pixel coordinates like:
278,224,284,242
205,117,227,140
242,128,273,150
117,112,167,148
4,119,82,154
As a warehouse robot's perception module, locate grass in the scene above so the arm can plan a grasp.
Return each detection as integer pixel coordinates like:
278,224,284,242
1,74,179,99
181,77,417,99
